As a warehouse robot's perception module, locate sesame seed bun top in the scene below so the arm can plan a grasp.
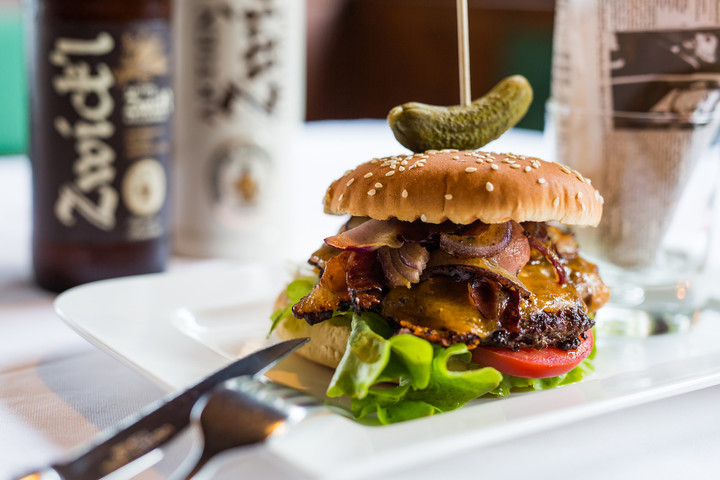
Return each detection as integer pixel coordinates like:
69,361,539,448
323,149,604,226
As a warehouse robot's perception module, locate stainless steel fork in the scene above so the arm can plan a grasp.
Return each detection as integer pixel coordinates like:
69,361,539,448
173,376,325,479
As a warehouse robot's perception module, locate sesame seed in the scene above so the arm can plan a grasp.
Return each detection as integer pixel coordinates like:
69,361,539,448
560,165,571,174
346,178,355,186
399,166,405,171
338,193,344,202
401,160,408,165
524,166,532,173
427,150,438,154
421,214,427,222
374,182,383,188
576,192,583,200
486,182,494,192
502,159,515,164
364,172,373,178
402,189,408,198
553,196,560,207
486,158,494,163
510,164,521,169
445,194,453,200
475,158,485,164
386,170,396,176
599,195,605,204
465,167,477,173
367,189,376,196
581,202,586,211
490,164,499,171
453,156,460,160
390,165,397,170
538,178,547,185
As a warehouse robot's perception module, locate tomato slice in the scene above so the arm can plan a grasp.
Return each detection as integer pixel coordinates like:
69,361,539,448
470,330,594,378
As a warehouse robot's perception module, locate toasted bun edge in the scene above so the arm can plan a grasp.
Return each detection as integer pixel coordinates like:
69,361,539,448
273,290,350,369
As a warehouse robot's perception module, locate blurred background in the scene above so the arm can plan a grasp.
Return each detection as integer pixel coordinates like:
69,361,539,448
0,0,26,155
0,0,553,155
306,0,553,128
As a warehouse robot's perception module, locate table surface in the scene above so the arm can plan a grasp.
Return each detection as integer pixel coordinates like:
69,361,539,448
1,120,719,480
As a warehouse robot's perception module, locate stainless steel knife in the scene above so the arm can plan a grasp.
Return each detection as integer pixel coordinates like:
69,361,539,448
17,337,308,480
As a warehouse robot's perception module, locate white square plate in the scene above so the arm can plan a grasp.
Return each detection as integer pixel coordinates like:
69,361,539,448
55,263,720,479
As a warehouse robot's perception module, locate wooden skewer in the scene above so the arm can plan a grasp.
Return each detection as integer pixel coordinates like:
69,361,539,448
456,0,471,107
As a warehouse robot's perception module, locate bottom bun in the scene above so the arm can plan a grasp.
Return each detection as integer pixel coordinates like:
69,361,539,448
273,290,350,369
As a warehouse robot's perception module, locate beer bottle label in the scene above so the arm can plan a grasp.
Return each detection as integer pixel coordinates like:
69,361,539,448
172,0,305,258
35,19,172,244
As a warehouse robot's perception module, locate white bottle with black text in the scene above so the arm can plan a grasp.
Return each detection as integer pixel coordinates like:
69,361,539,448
173,0,305,258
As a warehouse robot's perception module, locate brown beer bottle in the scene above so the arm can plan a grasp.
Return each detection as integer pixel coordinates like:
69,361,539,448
27,0,173,292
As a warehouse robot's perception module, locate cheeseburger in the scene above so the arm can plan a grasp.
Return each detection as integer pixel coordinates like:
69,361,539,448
272,149,609,422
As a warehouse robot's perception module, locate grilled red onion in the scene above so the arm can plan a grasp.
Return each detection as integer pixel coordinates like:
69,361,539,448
468,277,521,330
325,218,404,251
526,234,567,284
424,250,531,297
378,243,428,288
468,277,504,321
398,241,430,271
439,221,512,258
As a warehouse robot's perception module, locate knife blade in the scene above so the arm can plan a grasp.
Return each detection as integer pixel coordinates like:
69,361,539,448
17,337,308,480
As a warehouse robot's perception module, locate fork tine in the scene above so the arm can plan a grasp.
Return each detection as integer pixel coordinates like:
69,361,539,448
225,377,326,418
173,376,326,480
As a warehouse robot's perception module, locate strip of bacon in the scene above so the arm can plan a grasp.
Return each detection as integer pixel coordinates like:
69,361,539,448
346,251,384,310
292,251,352,324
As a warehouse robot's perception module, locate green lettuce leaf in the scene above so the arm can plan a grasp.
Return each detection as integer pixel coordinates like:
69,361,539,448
328,313,503,424
326,312,396,399
405,344,502,411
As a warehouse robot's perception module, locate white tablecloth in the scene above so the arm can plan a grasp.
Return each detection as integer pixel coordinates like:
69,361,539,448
1,121,719,480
